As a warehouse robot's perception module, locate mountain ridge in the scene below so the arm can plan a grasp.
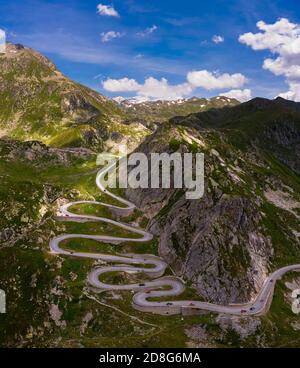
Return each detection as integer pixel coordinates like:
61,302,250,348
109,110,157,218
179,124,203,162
114,95,240,123
126,97,300,305
0,43,149,150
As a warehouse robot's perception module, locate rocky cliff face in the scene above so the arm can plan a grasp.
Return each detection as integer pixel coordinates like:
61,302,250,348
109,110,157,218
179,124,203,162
126,99,300,304
0,138,93,166
150,193,272,304
261,121,300,174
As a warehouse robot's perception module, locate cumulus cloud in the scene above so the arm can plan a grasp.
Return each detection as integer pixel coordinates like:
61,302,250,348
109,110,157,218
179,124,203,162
138,78,193,100
212,35,224,44
278,82,300,101
103,77,140,92
103,77,193,100
0,29,6,53
220,88,252,102
137,25,158,37
239,18,300,101
187,70,247,90
101,31,123,43
97,3,119,17
103,68,249,101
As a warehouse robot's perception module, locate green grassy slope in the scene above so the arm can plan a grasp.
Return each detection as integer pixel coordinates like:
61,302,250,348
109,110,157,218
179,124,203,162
1,124,299,347
0,44,149,150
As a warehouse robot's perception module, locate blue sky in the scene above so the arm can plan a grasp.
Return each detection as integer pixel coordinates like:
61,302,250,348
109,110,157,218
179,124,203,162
1,0,300,101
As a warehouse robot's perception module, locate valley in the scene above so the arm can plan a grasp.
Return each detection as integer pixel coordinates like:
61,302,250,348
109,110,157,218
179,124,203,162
0,44,300,348
51,157,300,317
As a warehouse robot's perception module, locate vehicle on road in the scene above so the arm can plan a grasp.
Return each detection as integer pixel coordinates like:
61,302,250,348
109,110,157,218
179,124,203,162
50,157,300,318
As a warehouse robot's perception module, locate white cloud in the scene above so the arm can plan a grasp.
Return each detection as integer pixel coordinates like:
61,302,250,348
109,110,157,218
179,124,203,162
103,77,140,92
221,89,252,102
103,76,193,100
101,31,123,43
137,25,158,37
187,70,247,90
103,67,249,101
239,18,297,51
97,3,119,17
138,77,193,100
239,18,300,101
278,82,300,101
212,35,224,44
0,29,5,40
0,29,6,53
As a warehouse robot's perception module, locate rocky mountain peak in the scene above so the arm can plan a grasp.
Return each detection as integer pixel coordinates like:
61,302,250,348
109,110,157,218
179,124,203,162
5,42,25,52
0,43,134,149
2,42,57,73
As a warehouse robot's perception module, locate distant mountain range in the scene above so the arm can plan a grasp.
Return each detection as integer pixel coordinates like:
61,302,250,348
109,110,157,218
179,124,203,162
113,95,239,123
0,43,240,149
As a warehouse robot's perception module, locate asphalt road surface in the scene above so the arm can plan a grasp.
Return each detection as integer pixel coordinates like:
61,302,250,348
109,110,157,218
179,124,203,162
50,160,300,316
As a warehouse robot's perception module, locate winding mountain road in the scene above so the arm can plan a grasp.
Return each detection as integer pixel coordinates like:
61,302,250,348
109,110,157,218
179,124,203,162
50,160,300,316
